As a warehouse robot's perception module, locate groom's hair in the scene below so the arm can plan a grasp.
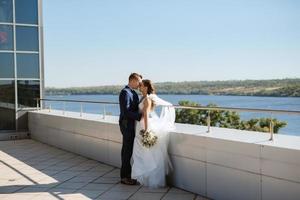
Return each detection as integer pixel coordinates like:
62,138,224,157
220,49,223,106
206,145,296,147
129,73,142,81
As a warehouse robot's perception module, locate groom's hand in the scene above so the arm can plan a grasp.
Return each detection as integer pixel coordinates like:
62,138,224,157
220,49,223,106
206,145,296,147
138,113,143,121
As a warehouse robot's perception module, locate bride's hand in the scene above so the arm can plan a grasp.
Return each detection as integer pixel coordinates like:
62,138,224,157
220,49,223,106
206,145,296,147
140,129,146,134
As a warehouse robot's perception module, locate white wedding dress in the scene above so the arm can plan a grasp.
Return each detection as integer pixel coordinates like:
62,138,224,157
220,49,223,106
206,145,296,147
132,94,176,188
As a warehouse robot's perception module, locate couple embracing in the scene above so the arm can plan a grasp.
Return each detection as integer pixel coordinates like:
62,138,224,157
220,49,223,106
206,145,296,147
119,73,176,188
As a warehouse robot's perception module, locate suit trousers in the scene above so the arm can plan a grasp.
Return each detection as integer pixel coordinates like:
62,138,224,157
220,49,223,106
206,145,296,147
119,122,135,179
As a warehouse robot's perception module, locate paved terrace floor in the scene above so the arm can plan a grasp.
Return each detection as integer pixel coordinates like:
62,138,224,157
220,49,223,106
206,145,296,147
0,139,208,200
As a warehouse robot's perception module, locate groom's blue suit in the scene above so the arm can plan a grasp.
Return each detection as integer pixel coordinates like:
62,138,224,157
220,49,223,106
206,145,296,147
119,85,142,179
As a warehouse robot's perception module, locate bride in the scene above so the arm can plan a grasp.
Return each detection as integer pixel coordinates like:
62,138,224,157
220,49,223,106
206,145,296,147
132,79,176,188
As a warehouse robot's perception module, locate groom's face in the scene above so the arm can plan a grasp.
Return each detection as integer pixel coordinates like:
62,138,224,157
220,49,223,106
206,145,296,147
131,77,142,90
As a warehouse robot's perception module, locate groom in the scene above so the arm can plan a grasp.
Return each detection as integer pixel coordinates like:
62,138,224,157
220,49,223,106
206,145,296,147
119,73,143,185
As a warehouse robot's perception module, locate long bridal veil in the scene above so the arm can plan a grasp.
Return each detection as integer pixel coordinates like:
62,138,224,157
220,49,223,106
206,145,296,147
132,94,176,188
148,94,176,133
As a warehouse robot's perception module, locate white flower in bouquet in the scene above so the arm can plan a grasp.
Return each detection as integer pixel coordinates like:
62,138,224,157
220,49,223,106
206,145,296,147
139,129,158,148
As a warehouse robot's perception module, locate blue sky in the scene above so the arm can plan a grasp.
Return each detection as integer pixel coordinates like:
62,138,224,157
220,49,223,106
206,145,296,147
43,0,300,88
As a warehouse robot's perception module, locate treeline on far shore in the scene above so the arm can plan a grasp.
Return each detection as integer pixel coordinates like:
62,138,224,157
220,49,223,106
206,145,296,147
45,78,300,97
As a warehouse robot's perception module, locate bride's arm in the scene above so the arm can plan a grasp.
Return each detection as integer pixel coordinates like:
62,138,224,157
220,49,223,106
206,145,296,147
143,97,152,131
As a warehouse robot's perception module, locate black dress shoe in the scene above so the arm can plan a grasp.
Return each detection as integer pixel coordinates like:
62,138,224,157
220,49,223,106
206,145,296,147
131,179,140,185
121,178,136,185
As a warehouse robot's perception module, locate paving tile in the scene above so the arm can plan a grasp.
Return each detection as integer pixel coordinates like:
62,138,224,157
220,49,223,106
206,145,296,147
2,193,37,200
168,187,193,194
47,188,77,195
162,193,196,200
34,178,60,187
22,182,59,189
138,186,169,193
54,181,87,190
31,193,63,200
89,165,114,172
129,192,165,200
39,169,61,176
97,191,135,200
45,164,71,171
77,189,107,198
68,175,98,183
58,192,93,200
93,177,120,184
0,186,24,194
68,164,95,172
79,171,108,177
102,169,120,178
5,177,34,186
30,164,53,170
17,186,50,193
109,183,141,192
81,183,113,191
0,194,8,199
195,195,211,200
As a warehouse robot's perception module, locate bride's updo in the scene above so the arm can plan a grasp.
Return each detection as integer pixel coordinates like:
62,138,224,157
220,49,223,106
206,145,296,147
142,79,155,95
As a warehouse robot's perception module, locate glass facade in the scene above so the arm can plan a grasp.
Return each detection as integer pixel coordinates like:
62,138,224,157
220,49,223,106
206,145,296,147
0,0,43,131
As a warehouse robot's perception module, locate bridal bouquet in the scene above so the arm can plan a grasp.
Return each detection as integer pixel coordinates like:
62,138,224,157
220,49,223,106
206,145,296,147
139,129,158,148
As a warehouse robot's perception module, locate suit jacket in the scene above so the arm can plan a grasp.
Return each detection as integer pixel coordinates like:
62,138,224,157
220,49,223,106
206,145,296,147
119,85,142,131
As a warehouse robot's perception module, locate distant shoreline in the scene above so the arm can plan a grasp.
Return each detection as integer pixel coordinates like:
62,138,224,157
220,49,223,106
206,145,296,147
45,93,300,98
45,78,300,97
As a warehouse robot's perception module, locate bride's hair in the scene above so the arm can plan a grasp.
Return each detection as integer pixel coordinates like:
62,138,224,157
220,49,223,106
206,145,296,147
142,79,155,95
142,79,155,110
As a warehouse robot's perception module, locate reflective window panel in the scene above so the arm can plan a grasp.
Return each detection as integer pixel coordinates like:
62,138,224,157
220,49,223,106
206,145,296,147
17,53,39,78
0,80,15,130
0,52,14,78
0,0,13,23
0,25,13,50
17,80,40,108
16,26,39,51
15,0,38,24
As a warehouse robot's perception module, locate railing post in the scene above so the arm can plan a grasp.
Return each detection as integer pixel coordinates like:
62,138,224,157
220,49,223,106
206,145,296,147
80,103,83,117
103,105,106,119
269,116,274,141
36,98,39,110
63,102,66,115
207,110,211,133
